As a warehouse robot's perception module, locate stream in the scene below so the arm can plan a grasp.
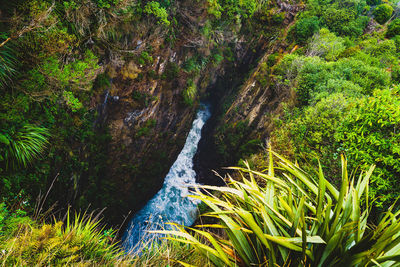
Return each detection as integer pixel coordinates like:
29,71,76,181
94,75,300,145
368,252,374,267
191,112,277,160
122,103,211,253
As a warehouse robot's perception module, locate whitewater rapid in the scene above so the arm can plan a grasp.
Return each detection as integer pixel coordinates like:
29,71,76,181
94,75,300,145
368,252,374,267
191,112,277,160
122,104,211,252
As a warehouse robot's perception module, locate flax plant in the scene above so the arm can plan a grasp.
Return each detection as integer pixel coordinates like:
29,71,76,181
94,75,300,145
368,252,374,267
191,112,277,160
160,150,400,266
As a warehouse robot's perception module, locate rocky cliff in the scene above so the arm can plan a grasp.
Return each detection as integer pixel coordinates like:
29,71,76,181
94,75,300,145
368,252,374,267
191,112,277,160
93,0,301,226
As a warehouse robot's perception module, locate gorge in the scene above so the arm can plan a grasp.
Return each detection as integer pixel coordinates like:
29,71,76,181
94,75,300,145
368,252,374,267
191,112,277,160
3,0,400,265
122,103,211,252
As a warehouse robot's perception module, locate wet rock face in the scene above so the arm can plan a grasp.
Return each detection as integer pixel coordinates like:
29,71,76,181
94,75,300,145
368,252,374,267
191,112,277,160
99,20,221,225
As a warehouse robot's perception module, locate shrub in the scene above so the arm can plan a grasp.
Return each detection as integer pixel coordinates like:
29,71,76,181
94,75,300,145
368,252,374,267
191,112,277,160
276,53,390,105
373,4,393,24
182,80,197,106
320,3,368,37
386,19,400,38
136,51,153,65
322,6,357,35
215,120,255,163
206,0,259,22
161,151,400,266
307,28,345,61
294,16,320,44
393,35,400,52
271,93,349,176
335,88,400,207
273,87,400,209
161,62,180,81
392,65,400,83
182,56,207,74
367,0,381,5
23,50,100,94
95,0,120,9
63,91,83,112
144,1,170,26
0,211,130,266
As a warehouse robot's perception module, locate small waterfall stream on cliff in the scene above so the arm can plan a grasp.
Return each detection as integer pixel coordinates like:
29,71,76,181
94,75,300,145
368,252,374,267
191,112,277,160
122,104,211,253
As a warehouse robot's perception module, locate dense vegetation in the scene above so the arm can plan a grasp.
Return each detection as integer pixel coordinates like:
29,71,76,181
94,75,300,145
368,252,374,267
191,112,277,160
269,0,400,209
163,151,400,266
0,0,280,226
1,0,400,265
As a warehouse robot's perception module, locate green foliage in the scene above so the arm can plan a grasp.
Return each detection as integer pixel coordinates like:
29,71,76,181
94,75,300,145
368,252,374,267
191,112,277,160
373,4,393,24
136,119,156,138
322,5,367,37
294,16,320,44
0,42,17,88
367,0,381,5
272,88,400,209
308,28,345,61
276,53,391,105
272,93,349,177
206,0,260,23
183,55,208,74
0,203,32,239
133,236,209,266
63,1,78,10
392,64,400,83
131,91,157,107
1,125,49,170
161,62,180,80
211,49,224,66
182,79,197,106
23,50,100,94
386,19,400,38
93,72,111,90
0,210,130,266
136,51,153,65
144,1,170,26
335,88,400,207
95,0,120,9
63,91,83,112
162,152,400,266
304,0,369,38
207,0,223,19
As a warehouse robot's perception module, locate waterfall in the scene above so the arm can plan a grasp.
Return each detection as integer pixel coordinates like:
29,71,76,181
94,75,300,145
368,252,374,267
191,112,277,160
122,103,211,253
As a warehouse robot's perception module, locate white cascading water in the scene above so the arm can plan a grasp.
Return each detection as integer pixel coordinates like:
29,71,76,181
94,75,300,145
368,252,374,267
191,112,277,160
122,103,211,253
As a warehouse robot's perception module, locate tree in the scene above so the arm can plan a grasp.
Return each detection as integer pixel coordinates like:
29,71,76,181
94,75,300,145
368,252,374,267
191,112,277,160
294,16,320,45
